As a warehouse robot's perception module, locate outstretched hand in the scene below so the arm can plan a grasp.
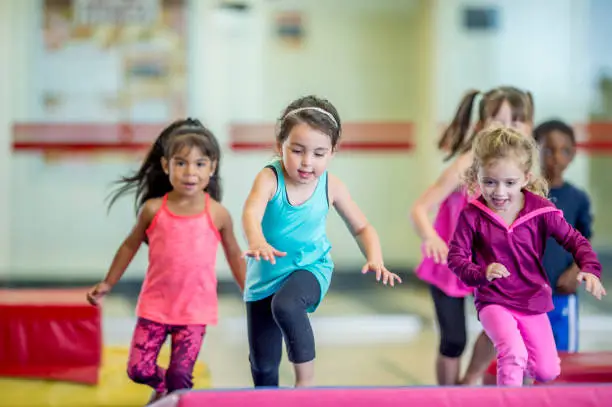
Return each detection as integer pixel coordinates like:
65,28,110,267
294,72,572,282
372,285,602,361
577,272,606,300
242,242,286,265
361,262,402,287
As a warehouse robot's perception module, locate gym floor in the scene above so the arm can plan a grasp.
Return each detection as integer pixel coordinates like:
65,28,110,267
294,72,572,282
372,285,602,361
100,280,612,388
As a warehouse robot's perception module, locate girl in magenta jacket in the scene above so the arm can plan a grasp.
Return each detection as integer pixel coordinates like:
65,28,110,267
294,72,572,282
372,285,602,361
447,126,606,387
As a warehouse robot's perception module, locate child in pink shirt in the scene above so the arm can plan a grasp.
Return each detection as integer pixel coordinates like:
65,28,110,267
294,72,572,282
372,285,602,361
86,119,246,404
411,87,534,385
448,126,606,387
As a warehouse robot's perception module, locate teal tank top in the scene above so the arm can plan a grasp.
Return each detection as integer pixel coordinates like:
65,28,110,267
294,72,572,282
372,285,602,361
243,159,334,312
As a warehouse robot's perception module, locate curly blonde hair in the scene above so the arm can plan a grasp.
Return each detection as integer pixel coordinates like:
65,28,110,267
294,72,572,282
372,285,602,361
464,126,548,198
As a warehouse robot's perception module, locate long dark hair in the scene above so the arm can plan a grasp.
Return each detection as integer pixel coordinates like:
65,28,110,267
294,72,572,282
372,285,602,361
107,118,222,213
437,86,534,161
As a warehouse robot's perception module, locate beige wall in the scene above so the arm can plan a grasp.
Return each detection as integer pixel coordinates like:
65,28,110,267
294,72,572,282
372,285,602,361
5,0,437,280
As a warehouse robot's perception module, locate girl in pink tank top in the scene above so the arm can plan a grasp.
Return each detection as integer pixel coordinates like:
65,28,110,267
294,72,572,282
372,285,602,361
86,119,245,405
415,188,472,297
410,87,535,386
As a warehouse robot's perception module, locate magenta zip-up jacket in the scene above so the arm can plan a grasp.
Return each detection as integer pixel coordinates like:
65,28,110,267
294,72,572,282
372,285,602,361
448,190,602,315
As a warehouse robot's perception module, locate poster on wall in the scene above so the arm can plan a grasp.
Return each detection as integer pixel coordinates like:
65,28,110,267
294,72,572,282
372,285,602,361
274,10,305,49
12,0,190,162
39,0,188,122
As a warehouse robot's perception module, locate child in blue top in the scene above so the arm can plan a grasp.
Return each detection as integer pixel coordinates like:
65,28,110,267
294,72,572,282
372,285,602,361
242,95,401,388
535,119,593,352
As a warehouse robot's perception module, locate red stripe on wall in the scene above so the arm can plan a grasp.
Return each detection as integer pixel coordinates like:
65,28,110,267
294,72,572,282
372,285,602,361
12,142,150,152
229,122,415,151
229,142,415,151
10,121,612,153
12,123,165,143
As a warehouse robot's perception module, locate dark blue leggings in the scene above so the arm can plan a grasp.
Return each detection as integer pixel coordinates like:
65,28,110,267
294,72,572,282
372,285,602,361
246,270,321,387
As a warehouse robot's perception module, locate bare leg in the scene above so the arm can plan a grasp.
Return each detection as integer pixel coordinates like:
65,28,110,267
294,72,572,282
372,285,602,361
460,330,495,385
482,372,496,385
294,361,315,387
483,368,535,386
147,390,167,405
436,355,461,385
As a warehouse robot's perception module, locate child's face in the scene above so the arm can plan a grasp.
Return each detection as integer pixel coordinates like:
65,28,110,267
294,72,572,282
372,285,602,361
163,146,216,196
478,157,530,213
485,100,532,136
539,130,574,180
278,122,334,185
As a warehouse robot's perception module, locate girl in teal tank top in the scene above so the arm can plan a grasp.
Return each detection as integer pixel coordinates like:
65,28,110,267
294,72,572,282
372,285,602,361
242,95,402,389
244,158,334,310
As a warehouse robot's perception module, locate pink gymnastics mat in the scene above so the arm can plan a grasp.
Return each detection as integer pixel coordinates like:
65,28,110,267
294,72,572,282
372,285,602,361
153,385,612,407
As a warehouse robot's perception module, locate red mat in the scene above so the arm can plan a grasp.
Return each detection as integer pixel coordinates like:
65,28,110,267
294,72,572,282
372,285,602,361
486,352,612,384
153,385,612,407
0,288,102,385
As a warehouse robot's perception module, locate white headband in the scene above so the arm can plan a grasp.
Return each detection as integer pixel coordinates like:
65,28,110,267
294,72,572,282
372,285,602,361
283,107,338,128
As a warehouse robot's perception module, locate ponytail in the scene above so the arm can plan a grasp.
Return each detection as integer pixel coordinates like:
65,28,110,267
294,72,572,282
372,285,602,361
206,174,222,202
203,130,222,202
526,91,535,122
438,90,480,161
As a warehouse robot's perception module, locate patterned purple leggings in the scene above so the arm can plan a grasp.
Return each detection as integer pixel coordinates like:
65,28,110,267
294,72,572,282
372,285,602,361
127,317,206,393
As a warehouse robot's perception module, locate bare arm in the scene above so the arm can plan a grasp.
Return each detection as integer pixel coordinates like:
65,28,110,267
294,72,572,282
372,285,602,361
87,199,160,305
218,205,246,291
241,167,286,263
104,199,158,286
329,174,382,263
410,152,472,239
242,168,276,246
329,174,401,286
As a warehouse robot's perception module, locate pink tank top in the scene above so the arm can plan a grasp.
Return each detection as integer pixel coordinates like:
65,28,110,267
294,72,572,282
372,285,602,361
136,194,221,326
415,189,473,298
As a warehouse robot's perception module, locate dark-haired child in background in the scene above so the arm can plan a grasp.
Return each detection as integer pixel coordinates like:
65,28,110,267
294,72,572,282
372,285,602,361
535,119,593,353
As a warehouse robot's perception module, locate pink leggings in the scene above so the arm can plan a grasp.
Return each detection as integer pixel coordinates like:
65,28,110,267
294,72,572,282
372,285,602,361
127,318,206,394
479,304,560,386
